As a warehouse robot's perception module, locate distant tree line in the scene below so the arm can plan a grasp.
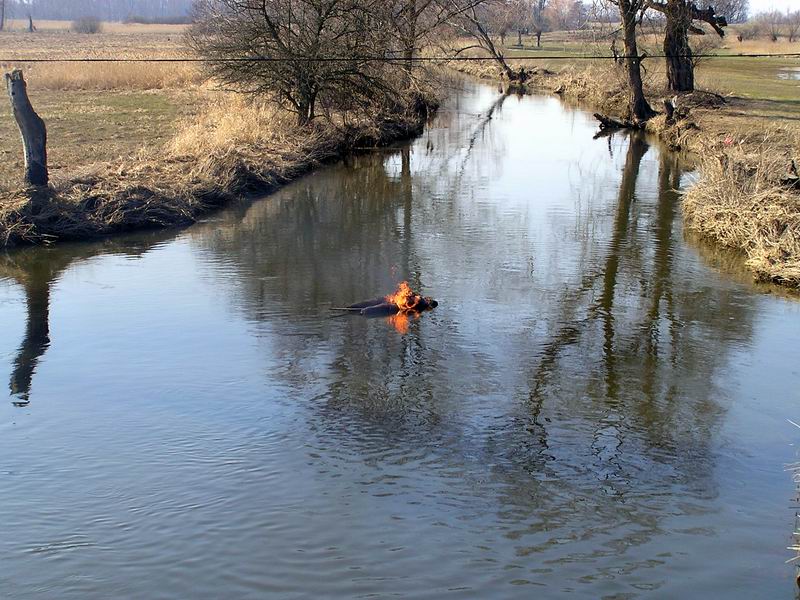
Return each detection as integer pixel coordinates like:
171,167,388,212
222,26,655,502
740,9,800,42
0,0,194,23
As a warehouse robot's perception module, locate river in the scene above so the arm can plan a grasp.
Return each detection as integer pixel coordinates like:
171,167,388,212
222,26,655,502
1,80,799,598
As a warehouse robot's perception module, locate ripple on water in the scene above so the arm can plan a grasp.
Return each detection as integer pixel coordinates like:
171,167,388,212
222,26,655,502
0,79,798,599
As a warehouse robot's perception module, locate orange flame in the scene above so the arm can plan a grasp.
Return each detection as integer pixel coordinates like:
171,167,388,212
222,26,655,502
384,281,423,312
387,312,411,334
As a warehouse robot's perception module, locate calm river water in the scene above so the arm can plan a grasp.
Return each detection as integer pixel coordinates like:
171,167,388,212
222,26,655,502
2,81,800,599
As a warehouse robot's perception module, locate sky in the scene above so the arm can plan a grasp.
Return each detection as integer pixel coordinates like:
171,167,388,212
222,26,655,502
748,0,797,13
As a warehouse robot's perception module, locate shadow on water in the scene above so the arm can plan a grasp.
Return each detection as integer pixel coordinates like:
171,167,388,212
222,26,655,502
0,231,179,406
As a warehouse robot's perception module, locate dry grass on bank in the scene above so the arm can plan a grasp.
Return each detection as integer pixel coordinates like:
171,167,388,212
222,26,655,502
0,25,199,91
0,28,187,60
0,25,203,189
0,94,430,246
15,61,201,91
2,20,188,34
451,58,632,115
683,135,800,286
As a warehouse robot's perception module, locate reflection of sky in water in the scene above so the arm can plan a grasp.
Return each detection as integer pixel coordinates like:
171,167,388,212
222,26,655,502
0,81,799,599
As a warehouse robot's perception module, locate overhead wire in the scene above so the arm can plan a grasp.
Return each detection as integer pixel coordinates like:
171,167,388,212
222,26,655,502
0,53,799,63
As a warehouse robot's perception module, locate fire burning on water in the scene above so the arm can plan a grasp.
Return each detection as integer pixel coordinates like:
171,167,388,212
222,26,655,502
384,281,424,312
383,281,432,334
332,281,436,335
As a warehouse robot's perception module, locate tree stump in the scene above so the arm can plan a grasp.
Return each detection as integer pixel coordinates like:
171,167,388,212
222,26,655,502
5,69,48,187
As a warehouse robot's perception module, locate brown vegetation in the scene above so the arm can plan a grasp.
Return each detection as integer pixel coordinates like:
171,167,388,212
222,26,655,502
0,10,447,247
0,93,433,247
683,134,799,285
71,16,102,34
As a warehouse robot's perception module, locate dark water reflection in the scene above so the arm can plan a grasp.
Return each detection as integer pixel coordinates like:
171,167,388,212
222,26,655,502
1,81,799,599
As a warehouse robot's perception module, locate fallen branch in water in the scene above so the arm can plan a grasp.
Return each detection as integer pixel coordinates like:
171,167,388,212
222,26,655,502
594,113,643,132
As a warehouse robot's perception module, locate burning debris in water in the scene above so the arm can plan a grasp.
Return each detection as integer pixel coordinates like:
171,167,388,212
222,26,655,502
331,281,438,333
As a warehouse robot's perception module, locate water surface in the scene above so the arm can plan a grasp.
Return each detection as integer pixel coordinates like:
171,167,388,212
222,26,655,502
777,67,800,81
2,81,800,599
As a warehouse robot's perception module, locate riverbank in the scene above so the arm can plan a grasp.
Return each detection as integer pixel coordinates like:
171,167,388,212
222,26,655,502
0,24,436,247
452,59,800,289
0,95,433,247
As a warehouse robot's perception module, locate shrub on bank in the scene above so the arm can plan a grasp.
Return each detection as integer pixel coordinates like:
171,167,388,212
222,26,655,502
683,139,800,287
72,17,102,34
0,91,435,247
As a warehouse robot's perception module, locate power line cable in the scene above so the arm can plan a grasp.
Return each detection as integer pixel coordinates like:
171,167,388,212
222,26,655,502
0,53,799,63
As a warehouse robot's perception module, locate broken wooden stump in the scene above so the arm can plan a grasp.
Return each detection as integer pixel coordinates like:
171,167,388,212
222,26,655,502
5,69,48,187
663,98,676,124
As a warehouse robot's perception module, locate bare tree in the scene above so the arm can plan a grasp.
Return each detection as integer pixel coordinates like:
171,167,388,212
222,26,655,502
545,0,587,31
707,0,747,24
451,1,520,79
754,10,782,41
386,0,485,77
0,0,5,31
735,19,760,41
605,0,656,123
189,0,407,126
489,0,517,45
510,0,535,46
532,0,550,46
646,1,726,93
785,9,800,43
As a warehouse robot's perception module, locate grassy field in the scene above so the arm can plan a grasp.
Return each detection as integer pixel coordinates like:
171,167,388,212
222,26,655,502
498,34,800,114
2,19,188,34
0,22,201,190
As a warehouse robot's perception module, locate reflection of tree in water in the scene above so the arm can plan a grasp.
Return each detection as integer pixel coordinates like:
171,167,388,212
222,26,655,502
195,151,417,316
188,85,512,423
477,135,758,574
190,146,463,428
3,255,51,406
0,233,175,406
190,101,759,584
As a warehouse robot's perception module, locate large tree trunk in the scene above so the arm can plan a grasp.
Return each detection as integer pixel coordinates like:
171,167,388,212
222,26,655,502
5,70,48,187
536,30,542,47
402,0,417,78
663,0,694,92
0,0,5,32
620,2,655,123
297,101,314,126
295,83,317,126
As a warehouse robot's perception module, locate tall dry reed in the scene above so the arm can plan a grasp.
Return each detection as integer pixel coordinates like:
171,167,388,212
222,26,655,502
683,135,800,287
4,62,202,91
